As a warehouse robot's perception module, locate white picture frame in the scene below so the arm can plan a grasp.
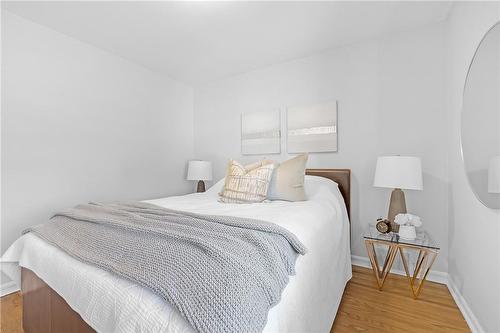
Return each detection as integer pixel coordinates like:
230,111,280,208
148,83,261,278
287,101,338,153
241,110,281,155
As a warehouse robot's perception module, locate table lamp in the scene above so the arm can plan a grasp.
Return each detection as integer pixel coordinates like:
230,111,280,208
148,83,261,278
488,156,500,193
187,160,213,192
374,156,423,223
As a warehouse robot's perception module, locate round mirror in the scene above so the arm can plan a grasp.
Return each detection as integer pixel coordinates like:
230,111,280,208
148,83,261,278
462,22,500,209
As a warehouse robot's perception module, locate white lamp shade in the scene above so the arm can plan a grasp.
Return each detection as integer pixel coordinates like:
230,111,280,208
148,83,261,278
187,160,213,181
374,156,423,190
488,156,500,193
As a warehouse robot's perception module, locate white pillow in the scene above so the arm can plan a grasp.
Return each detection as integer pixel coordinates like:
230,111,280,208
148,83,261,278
206,178,226,196
267,154,308,201
218,159,275,203
209,175,338,200
304,175,339,199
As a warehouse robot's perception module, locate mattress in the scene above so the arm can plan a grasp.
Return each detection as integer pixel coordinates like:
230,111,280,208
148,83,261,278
1,175,352,333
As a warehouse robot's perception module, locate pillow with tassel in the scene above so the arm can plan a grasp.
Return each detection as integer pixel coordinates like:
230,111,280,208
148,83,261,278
218,159,275,203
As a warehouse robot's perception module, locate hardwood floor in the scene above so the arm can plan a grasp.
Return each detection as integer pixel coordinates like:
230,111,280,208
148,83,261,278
0,291,22,333
0,266,469,333
331,266,470,332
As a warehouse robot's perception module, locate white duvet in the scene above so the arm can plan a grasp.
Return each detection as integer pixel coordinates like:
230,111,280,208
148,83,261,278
1,175,352,333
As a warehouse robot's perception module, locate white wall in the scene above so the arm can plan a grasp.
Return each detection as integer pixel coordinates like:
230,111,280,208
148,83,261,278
4,7,499,331
446,3,500,332
1,12,194,256
193,23,449,271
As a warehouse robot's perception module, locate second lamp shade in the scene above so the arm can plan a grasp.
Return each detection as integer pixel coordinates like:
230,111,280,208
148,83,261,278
187,160,213,181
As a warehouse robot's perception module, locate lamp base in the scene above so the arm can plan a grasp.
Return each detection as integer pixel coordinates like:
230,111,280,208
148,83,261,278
197,180,206,193
388,188,407,232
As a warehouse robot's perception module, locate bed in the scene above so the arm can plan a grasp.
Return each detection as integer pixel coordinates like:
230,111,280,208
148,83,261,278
2,169,352,333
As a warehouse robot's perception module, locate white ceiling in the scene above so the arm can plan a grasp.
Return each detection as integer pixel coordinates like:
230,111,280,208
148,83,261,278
3,1,452,85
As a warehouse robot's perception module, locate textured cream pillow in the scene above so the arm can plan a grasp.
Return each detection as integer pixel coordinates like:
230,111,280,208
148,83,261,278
218,159,275,203
267,154,308,201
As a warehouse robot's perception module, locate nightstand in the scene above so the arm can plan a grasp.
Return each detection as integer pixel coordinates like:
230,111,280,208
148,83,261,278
363,225,440,299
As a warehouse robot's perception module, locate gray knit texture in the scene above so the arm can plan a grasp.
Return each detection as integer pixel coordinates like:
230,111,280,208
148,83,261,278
24,201,307,333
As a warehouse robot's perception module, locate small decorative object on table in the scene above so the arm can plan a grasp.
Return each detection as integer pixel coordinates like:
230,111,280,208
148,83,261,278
375,217,392,234
187,160,213,192
394,213,422,240
364,225,439,299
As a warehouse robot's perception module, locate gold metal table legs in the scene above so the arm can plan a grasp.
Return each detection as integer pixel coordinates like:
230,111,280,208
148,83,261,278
365,239,439,299
399,247,438,299
365,241,398,290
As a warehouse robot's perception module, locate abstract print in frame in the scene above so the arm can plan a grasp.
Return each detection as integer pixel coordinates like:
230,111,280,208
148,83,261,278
287,101,338,153
241,110,281,155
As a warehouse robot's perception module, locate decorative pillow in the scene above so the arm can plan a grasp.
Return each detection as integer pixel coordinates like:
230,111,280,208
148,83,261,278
219,159,275,203
267,153,308,201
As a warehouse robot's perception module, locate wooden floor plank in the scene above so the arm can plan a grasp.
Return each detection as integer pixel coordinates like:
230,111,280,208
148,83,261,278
0,291,23,333
0,266,470,333
331,266,470,333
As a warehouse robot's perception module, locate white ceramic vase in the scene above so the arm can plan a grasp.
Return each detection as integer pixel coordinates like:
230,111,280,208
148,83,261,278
398,225,416,240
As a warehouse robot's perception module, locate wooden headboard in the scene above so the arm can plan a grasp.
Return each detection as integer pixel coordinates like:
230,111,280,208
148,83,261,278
306,168,351,220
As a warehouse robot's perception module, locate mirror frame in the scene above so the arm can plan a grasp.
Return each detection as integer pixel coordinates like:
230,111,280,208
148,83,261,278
460,20,500,209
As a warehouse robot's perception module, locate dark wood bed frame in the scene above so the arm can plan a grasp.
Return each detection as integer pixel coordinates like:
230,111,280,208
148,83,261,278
21,168,351,333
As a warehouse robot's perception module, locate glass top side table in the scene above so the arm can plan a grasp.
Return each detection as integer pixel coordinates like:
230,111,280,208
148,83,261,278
363,225,440,299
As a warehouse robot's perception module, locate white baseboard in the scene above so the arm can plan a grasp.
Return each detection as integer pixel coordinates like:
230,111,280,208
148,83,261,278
447,275,484,333
0,281,19,297
351,255,484,333
351,255,448,284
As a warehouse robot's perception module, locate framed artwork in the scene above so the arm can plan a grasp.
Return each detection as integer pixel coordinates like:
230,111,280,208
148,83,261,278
287,101,338,153
241,110,281,155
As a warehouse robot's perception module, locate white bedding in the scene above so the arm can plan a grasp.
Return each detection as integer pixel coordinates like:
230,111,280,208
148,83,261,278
1,175,352,333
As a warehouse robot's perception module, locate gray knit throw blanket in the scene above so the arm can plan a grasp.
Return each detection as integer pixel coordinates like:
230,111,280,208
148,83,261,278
24,201,307,333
